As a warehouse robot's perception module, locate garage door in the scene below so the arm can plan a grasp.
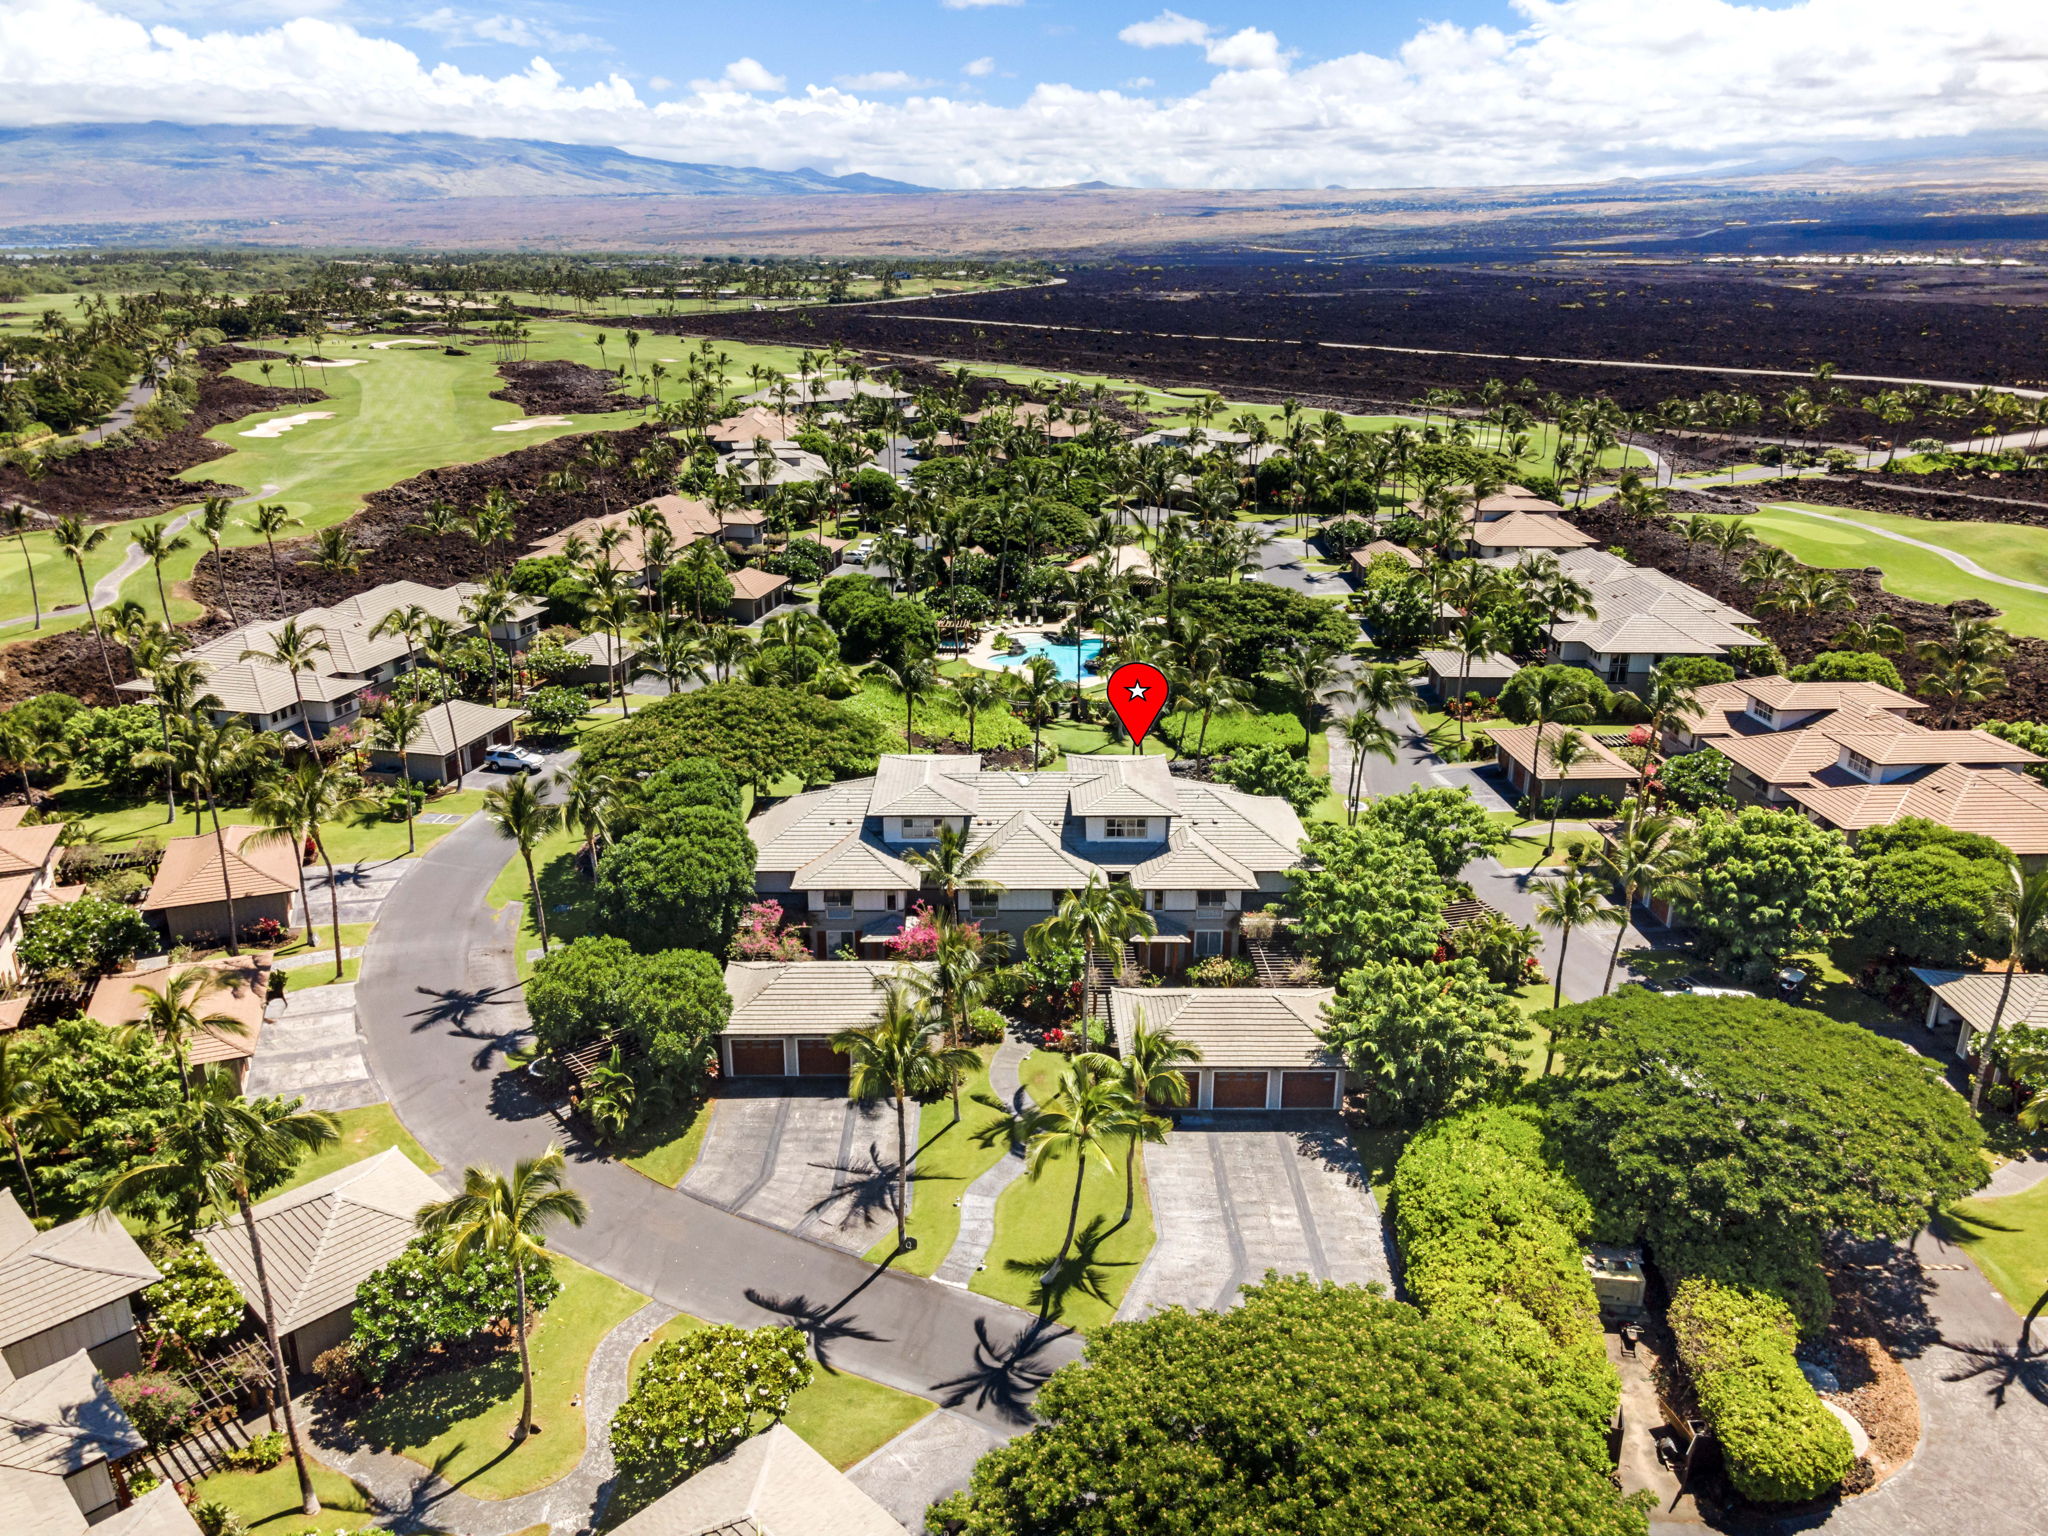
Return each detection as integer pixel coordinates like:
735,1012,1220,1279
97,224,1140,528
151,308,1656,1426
795,1038,849,1077
1211,1071,1269,1109
728,1039,786,1077
1280,1070,1338,1109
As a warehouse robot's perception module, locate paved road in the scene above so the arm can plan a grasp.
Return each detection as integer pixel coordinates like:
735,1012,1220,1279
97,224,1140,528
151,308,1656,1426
355,812,1082,1441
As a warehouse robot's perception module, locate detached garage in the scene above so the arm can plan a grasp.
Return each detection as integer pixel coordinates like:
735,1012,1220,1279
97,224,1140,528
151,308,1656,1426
1109,986,1344,1112
721,961,935,1079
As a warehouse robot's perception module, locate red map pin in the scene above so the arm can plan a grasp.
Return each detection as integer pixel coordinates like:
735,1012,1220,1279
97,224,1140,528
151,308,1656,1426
1107,662,1168,750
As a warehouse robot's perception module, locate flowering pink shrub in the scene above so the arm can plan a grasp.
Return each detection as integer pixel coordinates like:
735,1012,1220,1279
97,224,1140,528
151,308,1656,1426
729,901,811,962
884,902,979,960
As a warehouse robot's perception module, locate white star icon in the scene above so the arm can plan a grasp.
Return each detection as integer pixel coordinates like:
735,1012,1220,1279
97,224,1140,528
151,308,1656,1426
1125,682,1149,700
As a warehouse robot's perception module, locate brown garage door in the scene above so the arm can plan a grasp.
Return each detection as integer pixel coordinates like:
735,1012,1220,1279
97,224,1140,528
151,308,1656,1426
1211,1071,1269,1109
1280,1070,1338,1109
728,1039,786,1077
795,1038,849,1077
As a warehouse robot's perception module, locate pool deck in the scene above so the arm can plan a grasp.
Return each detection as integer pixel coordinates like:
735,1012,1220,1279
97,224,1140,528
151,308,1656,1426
961,627,1110,687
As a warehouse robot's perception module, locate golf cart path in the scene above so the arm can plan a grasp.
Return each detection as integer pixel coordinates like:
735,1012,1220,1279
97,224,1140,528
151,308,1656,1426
1753,501,2048,599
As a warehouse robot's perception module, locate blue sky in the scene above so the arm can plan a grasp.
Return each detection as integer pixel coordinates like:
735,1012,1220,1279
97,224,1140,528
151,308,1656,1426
2,0,2042,189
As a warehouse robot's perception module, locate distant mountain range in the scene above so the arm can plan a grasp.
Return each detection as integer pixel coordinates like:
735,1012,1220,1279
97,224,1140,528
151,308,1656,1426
0,122,930,222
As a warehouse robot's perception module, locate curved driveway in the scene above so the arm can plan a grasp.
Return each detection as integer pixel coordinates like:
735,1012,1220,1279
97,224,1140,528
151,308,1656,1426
355,814,1079,1437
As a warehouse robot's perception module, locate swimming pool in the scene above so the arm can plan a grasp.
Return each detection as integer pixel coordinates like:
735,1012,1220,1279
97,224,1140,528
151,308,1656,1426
988,636,1104,684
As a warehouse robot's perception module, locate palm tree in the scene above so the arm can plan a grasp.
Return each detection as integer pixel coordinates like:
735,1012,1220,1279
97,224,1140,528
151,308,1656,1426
52,514,115,687
461,586,519,707
554,760,619,878
127,966,250,1101
835,986,979,1253
1971,867,2048,1112
0,1035,73,1217
133,520,192,624
1444,614,1499,749
1028,875,1155,1048
901,824,1003,919
240,618,330,745
194,495,237,624
245,503,301,606
1338,709,1400,822
248,756,374,982
144,719,274,953
371,697,432,854
1274,643,1341,750
1093,1013,1199,1226
485,774,562,953
1625,666,1701,792
420,617,470,790
1918,656,2005,726
977,1053,1142,1294
367,601,434,681
1172,657,1250,758
99,1079,338,1515
872,656,943,746
1012,655,1064,766
415,1145,589,1444
1532,870,1622,1067
951,672,1012,753
1592,811,1697,996
1539,728,1596,855
1,503,43,630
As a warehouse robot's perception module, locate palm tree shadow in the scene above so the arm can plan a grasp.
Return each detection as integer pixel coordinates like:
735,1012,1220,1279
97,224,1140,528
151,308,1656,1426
806,1140,935,1238
928,1314,1065,1426
405,982,529,1071
1002,1214,1132,1321
743,1285,890,1371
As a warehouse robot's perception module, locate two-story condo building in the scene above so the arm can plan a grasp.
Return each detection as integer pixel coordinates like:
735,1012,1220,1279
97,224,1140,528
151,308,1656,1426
746,755,1307,965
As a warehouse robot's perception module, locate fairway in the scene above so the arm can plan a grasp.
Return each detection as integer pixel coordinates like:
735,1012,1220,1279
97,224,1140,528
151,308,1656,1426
1722,502,2048,639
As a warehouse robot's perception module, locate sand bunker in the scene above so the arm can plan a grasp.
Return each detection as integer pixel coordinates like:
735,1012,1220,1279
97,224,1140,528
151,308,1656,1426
369,339,437,349
239,411,336,439
301,358,364,368
492,416,573,433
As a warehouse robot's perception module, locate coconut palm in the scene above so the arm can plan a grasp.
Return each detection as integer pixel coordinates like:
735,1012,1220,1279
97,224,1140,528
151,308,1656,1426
1338,709,1400,822
142,719,274,953
248,756,375,982
124,964,253,1102
902,824,1004,919
872,656,943,747
1532,870,1623,1066
130,520,192,624
1592,811,1697,996
419,617,470,790
484,774,562,953
977,1053,1144,1296
370,697,433,854
460,585,519,707
1444,614,1500,749
1028,875,1155,1048
1273,643,1342,750
51,514,115,687
239,618,330,745
1625,666,1701,791
554,760,620,877
1832,618,1905,656
1971,866,2048,1112
245,503,301,606
0,1035,73,1217
951,672,1013,753
99,1079,338,1515
194,495,237,623
1538,728,1596,856
1918,656,2005,726
1091,1012,1199,1226
0,503,42,630
367,601,434,680
414,1145,589,1444
1172,657,1251,758
836,987,979,1253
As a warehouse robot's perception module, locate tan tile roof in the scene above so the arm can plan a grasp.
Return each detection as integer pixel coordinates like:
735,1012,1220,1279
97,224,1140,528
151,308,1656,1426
0,1192,158,1350
1911,968,2048,1032
722,508,768,529
1128,825,1258,890
610,1423,906,1536
1067,757,1179,817
1552,608,1757,656
1827,728,2039,769
0,808,26,831
198,1149,444,1337
0,874,39,941
1418,647,1518,682
1788,762,2048,852
143,825,300,912
387,701,526,757
1109,987,1339,1070
1740,676,1924,714
723,961,933,1038
1065,545,1156,578
707,407,805,444
1715,712,2032,788
728,567,791,601
525,496,721,562
869,755,982,817
1469,512,1596,550
0,1351,144,1475
968,811,1099,888
86,957,270,1066
1489,724,1635,782
96,1485,207,1536
791,830,919,892
1350,541,1422,571
0,825,59,880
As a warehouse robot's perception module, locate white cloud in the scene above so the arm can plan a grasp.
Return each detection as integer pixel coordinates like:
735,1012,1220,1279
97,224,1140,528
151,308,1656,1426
411,8,609,53
6,0,2048,191
963,55,995,77
940,0,1023,8
1119,75,1153,89
647,74,672,91
1119,9,1210,49
836,69,930,91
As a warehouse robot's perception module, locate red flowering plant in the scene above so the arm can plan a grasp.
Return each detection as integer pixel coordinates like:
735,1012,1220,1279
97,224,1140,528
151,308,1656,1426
730,901,812,962
885,902,979,961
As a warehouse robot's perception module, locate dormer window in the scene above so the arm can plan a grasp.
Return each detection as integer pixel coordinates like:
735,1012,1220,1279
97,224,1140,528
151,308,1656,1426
899,817,943,841
1844,750,1879,781
1103,817,1150,840
1747,699,1777,726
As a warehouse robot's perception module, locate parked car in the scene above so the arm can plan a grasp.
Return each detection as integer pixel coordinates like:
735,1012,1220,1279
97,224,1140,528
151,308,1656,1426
850,538,877,564
1683,983,1756,999
484,744,545,774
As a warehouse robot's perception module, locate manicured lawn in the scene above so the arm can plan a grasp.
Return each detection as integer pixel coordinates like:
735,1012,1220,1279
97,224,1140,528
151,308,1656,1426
273,1101,439,1196
972,1049,1156,1327
1711,503,2048,638
275,921,373,957
188,1461,387,1536
349,1256,645,1501
862,1048,1010,1277
486,827,590,979
1494,826,1601,869
619,1097,714,1187
281,956,360,992
52,778,485,865
1941,1178,2048,1320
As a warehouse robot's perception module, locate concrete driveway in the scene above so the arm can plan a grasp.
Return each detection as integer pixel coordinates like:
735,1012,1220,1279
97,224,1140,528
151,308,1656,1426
681,1084,905,1255
1117,1115,1394,1320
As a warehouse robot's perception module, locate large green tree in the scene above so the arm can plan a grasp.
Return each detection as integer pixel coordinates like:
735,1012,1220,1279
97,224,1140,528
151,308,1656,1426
1686,807,1862,982
1320,958,1528,1124
594,806,757,955
1851,844,2007,968
932,1275,1648,1536
1356,785,1512,882
1286,822,1447,974
580,683,886,790
524,936,730,1083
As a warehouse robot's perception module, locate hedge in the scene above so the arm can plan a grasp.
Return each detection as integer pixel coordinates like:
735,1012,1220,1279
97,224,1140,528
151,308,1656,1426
1392,1107,1619,1432
1668,1275,1854,1503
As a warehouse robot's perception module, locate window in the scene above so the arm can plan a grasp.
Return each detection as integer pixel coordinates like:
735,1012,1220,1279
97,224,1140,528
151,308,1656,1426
1845,750,1877,780
899,817,942,840
1103,817,1149,839
822,889,852,907
1748,698,1777,725
1197,889,1227,909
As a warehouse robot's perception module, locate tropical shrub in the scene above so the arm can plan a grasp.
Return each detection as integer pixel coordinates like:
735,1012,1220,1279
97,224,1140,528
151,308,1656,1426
1187,956,1254,988
729,899,811,961
349,1236,561,1386
1443,910,1541,987
220,1431,288,1471
611,1324,813,1494
967,1006,1008,1044
525,936,732,1084
18,894,155,980
1321,958,1528,1123
580,683,886,790
1656,748,1734,813
1210,743,1321,814
1668,1276,1854,1503
1788,650,1904,692
522,685,592,735
141,1244,246,1349
109,1370,202,1446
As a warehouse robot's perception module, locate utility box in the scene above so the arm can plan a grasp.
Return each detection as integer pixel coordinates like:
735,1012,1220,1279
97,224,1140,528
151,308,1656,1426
1585,1244,1648,1320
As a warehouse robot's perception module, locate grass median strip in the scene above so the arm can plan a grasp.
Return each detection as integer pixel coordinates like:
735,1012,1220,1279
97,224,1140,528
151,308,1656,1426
862,1047,1008,1277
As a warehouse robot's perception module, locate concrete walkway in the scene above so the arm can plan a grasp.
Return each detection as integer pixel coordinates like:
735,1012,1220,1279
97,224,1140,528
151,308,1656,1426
313,1298,676,1536
848,1409,1006,1531
243,979,379,1112
933,1038,1032,1289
